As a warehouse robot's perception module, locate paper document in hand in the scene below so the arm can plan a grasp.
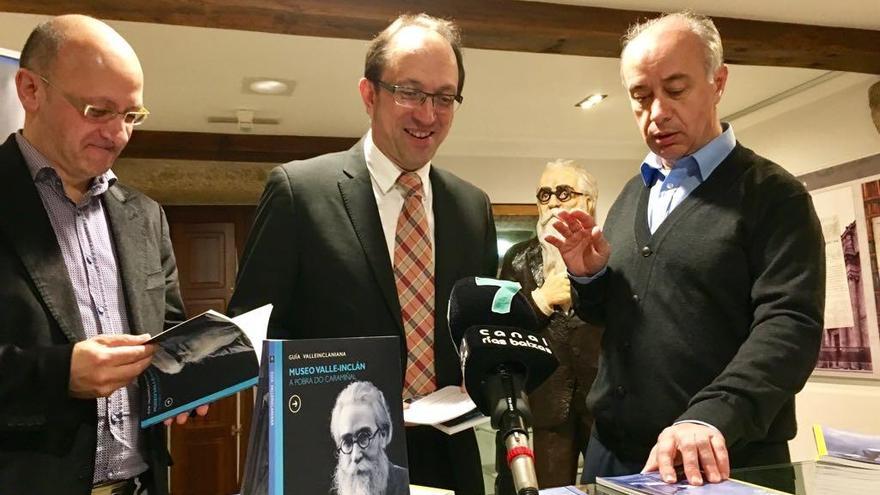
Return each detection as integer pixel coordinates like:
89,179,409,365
410,485,454,494
230,304,272,365
597,472,788,495
403,385,489,434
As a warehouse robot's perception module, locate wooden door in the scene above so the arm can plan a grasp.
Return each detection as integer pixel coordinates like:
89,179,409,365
165,206,256,495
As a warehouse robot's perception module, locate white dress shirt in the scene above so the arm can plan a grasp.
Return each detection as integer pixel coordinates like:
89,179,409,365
363,130,436,264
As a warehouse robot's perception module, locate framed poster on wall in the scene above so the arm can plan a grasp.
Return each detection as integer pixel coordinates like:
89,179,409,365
808,166,880,379
0,47,24,138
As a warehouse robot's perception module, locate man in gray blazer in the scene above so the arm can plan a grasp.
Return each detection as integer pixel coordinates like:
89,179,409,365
0,15,204,495
230,13,497,494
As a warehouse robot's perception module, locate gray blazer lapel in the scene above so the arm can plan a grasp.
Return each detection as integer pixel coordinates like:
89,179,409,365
0,136,85,342
338,147,404,333
104,183,148,335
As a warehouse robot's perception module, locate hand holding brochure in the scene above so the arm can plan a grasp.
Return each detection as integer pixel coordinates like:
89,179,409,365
403,385,489,435
137,304,271,427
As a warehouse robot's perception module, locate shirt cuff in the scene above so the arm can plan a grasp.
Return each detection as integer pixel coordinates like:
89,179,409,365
673,419,720,433
569,266,607,284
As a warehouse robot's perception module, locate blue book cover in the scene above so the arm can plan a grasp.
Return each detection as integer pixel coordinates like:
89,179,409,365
243,336,409,495
597,472,787,494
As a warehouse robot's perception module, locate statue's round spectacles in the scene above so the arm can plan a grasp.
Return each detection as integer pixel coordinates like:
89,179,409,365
536,185,586,204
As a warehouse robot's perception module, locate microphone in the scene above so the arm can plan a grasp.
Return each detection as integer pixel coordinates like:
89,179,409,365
448,277,558,495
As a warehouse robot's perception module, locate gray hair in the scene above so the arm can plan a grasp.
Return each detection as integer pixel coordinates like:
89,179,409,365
330,381,392,444
545,159,598,209
364,13,465,96
621,11,724,80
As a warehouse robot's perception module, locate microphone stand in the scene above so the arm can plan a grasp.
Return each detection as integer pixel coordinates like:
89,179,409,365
488,365,539,495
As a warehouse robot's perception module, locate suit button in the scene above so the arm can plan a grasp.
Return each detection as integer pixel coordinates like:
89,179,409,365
641,246,652,257
615,385,626,397
632,294,640,303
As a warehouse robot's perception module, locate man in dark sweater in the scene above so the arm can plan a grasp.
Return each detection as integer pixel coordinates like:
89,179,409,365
547,11,825,489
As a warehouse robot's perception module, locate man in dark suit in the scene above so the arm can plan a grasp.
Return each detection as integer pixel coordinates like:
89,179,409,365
547,11,824,490
0,15,205,495
229,14,496,494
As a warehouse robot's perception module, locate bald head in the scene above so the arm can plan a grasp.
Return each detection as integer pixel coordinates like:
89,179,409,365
21,15,142,80
621,12,723,82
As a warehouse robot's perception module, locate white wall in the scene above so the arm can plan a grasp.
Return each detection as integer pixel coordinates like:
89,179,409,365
735,73,880,176
437,154,638,225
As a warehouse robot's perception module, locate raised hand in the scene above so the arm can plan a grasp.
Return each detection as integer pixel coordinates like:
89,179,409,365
544,209,610,277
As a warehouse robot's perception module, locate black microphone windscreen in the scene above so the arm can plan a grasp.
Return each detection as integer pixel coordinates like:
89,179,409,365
460,325,557,415
448,277,540,348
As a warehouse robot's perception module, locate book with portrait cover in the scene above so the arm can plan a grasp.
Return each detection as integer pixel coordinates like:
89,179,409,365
241,336,410,495
137,304,270,427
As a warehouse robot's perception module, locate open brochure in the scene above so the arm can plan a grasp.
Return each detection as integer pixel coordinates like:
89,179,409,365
403,385,489,435
596,472,788,495
138,304,271,427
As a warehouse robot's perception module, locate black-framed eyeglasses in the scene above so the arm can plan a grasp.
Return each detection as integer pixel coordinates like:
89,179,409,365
536,185,586,204
371,79,463,113
37,74,150,126
336,427,384,455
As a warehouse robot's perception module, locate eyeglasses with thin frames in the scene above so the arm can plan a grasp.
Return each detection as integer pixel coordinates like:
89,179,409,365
336,427,384,455
536,185,587,204
37,74,150,126
372,79,463,114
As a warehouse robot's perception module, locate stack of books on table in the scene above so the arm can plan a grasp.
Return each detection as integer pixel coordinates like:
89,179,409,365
813,424,880,495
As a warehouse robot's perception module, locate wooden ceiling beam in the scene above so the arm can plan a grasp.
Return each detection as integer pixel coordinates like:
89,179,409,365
5,0,880,74
121,130,358,163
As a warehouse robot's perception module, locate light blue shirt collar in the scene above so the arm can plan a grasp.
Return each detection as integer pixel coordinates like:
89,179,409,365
640,123,736,187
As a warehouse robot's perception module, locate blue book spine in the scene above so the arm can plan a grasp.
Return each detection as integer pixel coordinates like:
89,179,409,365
268,341,284,495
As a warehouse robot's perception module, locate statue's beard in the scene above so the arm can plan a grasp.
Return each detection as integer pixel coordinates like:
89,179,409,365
332,447,390,495
537,209,567,281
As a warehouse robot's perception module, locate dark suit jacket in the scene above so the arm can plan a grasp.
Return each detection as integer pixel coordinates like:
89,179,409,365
229,142,497,493
0,134,185,495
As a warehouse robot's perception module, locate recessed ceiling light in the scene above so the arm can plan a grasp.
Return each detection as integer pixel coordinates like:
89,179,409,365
242,77,296,96
575,93,607,109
